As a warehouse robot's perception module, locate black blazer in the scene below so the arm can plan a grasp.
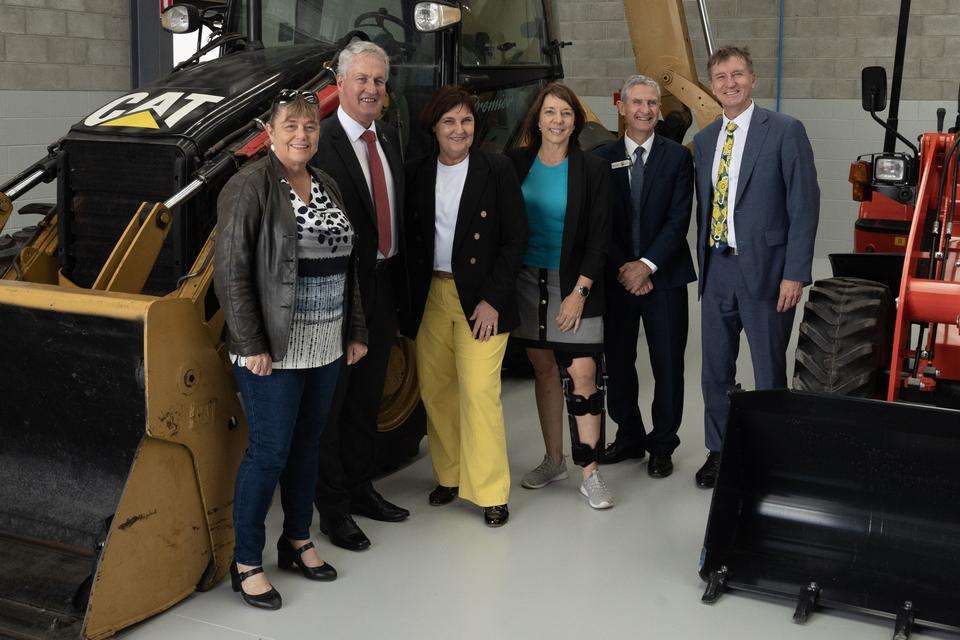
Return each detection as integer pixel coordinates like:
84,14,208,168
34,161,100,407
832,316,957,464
403,149,529,337
506,147,610,318
594,135,697,290
310,115,408,320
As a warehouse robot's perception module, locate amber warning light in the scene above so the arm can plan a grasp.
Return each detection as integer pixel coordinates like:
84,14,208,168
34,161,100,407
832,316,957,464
849,160,872,202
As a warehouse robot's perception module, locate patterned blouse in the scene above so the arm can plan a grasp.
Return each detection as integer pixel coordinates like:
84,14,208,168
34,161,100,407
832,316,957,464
232,175,354,370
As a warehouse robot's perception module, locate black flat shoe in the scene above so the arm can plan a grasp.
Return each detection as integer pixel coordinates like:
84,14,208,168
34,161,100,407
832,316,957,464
647,452,674,478
696,452,722,489
483,504,509,527
318,514,371,552
350,486,410,522
599,440,646,465
429,485,458,506
230,562,282,610
277,537,337,581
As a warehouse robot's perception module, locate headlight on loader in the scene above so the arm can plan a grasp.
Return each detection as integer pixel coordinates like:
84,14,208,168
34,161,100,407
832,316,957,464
414,2,462,32
161,4,200,34
874,155,907,183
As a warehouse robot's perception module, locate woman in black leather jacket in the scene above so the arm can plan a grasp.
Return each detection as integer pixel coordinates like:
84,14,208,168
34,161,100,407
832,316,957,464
213,91,367,610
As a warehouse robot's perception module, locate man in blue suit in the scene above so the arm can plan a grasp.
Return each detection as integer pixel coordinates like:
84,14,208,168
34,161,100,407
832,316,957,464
595,75,696,478
692,46,819,488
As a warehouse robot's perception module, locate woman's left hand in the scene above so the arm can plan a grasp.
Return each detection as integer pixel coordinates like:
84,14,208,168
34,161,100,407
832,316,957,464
556,293,585,333
470,300,499,342
346,341,368,365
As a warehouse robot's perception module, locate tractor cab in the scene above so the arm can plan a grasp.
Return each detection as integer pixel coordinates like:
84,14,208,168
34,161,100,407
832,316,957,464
161,0,565,155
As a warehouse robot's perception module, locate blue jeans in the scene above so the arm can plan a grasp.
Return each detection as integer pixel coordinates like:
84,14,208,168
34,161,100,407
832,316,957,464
232,357,342,566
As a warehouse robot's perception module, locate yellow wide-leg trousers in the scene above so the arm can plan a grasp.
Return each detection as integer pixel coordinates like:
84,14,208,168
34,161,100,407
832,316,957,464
415,277,510,507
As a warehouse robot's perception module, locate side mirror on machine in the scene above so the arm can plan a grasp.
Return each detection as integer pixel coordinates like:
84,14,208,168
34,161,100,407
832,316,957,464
161,4,202,34
861,66,888,113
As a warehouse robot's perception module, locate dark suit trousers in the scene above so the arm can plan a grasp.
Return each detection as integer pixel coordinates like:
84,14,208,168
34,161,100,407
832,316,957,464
603,277,688,455
315,263,397,518
701,250,796,452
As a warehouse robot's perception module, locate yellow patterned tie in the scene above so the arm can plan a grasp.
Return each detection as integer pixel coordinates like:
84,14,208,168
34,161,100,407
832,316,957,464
709,121,738,250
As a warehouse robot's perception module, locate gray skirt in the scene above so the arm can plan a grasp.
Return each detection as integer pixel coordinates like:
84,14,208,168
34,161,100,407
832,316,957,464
512,266,603,352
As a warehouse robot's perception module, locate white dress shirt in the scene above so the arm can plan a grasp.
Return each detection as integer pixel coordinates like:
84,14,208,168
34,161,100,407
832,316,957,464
434,156,469,272
711,101,754,250
623,132,658,273
337,106,398,259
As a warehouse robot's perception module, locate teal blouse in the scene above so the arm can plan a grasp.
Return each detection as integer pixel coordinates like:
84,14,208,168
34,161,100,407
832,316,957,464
521,157,568,269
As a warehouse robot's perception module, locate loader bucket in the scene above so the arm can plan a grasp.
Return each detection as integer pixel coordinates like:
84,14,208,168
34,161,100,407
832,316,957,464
700,389,960,635
0,282,247,640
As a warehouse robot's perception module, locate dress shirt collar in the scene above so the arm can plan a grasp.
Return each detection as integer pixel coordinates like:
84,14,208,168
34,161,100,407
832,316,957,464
337,105,377,142
624,132,654,163
721,100,755,133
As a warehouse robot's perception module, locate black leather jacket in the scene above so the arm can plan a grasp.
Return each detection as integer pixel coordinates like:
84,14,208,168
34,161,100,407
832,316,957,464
214,152,367,361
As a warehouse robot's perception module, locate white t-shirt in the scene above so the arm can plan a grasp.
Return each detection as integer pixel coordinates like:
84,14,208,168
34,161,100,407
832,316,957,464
433,156,470,272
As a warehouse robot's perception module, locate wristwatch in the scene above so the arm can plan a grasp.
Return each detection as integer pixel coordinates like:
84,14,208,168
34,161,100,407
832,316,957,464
577,285,591,298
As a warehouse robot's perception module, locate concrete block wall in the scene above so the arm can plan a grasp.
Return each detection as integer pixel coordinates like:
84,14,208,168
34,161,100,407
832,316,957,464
0,0,130,233
561,0,960,256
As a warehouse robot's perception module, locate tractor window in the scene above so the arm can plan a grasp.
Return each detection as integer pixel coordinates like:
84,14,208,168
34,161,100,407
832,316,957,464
460,0,548,67
472,83,544,153
243,0,436,68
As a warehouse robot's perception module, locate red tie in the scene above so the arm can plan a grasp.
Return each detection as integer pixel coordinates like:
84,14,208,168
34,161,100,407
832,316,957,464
360,129,392,257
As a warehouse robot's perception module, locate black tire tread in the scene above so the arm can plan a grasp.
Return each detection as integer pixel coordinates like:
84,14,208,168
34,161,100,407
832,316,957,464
792,277,893,397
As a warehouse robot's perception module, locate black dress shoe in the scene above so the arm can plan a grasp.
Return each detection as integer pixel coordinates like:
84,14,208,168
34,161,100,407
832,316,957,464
483,504,509,527
350,486,410,522
277,537,337,581
599,440,646,465
429,485,458,506
318,515,371,551
696,452,722,489
647,452,674,478
230,562,282,610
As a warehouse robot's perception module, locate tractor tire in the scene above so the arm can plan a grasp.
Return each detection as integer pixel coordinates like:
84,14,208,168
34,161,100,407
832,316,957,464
793,277,893,398
375,336,426,472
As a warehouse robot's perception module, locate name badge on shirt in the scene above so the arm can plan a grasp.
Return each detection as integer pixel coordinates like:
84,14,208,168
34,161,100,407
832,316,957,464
611,159,632,170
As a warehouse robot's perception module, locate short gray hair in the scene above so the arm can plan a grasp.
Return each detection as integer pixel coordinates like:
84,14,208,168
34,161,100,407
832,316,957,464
620,74,661,101
337,41,390,78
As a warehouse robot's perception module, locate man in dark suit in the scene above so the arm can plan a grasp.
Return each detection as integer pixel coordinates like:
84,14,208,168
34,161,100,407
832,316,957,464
692,46,819,488
310,41,409,550
595,75,696,478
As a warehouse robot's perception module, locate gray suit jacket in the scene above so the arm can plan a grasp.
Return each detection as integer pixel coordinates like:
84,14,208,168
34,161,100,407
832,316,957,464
693,105,819,300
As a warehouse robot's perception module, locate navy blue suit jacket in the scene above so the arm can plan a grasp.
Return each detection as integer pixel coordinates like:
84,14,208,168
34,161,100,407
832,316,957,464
594,135,696,290
693,105,819,300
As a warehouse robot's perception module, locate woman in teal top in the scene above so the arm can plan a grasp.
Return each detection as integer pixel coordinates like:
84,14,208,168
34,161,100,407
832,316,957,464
506,83,612,511
522,157,567,269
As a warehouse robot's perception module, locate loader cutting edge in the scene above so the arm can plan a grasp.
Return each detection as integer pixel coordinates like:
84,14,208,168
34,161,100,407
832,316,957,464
0,282,247,640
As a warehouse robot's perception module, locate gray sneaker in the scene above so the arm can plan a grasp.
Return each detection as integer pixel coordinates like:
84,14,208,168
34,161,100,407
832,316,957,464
579,469,614,509
521,454,568,489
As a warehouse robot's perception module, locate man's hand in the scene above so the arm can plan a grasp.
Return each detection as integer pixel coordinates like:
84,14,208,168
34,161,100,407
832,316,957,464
470,300,499,342
245,353,273,376
618,260,653,296
777,278,804,312
346,341,368,365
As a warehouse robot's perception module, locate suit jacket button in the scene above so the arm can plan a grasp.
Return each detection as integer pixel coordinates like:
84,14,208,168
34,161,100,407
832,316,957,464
474,233,480,240
480,210,487,218
469,257,477,265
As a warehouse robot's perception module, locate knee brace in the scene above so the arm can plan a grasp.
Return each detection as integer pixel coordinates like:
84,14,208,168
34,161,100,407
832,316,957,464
557,353,608,468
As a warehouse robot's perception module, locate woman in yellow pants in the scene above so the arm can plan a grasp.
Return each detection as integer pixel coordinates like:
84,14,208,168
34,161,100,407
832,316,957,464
403,86,528,526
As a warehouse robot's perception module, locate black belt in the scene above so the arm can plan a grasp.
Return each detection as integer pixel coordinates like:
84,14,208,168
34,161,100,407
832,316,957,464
375,256,395,272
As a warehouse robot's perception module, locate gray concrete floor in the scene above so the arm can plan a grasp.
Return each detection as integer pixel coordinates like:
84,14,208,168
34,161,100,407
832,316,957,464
121,260,952,640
